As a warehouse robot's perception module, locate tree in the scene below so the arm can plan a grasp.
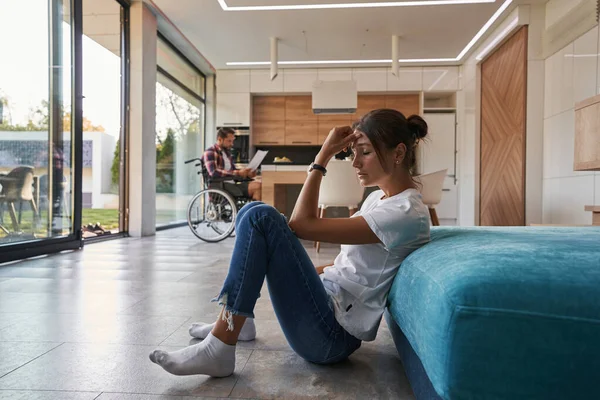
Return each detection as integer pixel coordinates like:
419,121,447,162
111,139,120,189
156,128,176,193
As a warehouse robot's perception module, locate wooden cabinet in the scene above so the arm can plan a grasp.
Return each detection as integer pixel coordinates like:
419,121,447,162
253,120,285,145
318,119,352,144
252,96,285,145
386,94,421,117
354,95,386,119
251,94,421,146
252,96,285,121
285,121,319,145
285,96,316,121
574,94,600,171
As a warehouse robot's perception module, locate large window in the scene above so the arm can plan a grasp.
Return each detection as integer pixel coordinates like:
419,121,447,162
155,35,206,227
81,0,127,239
0,0,75,248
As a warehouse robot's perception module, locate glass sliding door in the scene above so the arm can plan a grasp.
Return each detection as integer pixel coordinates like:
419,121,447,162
0,0,80,257
81,0,128,239
155,35,205,228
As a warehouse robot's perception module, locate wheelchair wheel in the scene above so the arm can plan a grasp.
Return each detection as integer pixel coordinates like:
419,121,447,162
187,189,237,243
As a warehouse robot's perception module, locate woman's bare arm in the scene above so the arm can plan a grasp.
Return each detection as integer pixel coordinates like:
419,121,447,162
288,127,380,245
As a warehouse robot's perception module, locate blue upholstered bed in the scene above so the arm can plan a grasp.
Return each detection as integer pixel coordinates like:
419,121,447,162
385,226,600,400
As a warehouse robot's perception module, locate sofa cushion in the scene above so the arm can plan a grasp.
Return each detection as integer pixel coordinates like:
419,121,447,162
387,226,600,400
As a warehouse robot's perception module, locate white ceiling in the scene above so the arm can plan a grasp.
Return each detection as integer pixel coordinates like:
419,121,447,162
152,0,518,69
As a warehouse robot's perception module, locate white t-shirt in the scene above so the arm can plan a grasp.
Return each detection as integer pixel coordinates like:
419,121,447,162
321,188,430,341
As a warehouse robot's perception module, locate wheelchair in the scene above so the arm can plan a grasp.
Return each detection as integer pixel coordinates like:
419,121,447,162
184,158,254,242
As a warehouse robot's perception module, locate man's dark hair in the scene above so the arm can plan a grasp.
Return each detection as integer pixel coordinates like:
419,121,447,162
217,127,235,139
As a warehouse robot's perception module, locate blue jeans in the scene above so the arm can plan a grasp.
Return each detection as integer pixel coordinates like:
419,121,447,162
213,202,362,364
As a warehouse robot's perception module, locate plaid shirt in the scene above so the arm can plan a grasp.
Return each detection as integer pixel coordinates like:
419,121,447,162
203,144,240,179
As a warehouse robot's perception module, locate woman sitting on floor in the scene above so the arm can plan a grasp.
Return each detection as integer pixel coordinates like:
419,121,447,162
149,108,431,377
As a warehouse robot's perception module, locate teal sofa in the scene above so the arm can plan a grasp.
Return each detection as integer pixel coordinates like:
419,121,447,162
385,226,600,400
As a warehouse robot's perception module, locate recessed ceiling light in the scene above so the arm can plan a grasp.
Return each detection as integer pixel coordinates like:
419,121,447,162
218,0,496,11
225,0,513,65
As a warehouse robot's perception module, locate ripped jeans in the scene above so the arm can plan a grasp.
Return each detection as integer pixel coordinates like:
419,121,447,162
213,202,361,364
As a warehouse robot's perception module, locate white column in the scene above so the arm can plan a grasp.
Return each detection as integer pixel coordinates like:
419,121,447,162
205,75,216,146
129,2,157,236
525,4,545,225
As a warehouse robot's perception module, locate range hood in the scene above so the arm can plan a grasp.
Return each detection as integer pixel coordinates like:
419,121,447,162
312,80,357,114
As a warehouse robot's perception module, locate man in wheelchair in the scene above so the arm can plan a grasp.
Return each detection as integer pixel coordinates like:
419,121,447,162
203,128,261,201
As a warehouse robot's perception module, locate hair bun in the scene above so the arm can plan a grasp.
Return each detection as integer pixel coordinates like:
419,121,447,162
407,115,428,140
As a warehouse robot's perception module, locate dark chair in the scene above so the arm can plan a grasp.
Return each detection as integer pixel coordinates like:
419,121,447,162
0,166,39,232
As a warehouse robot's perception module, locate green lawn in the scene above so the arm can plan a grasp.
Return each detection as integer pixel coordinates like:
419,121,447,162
81,209,119,230
1,208,185,239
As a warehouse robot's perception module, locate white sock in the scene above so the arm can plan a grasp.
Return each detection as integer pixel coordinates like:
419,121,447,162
189,318,256,341
149,332,235,377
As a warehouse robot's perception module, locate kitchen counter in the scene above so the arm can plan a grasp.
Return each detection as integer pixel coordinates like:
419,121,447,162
261,164,309,172
260,168,308,211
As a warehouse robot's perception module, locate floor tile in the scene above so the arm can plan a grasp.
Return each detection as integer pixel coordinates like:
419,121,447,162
0,314,191,346
96,393,230,399
230,350,415,400
0,292,143,314
0,343,252,397
0,342,62,378
0,313,34,330
0,390,100,399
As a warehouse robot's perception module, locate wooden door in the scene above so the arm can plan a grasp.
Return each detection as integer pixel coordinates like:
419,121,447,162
480,26,527,226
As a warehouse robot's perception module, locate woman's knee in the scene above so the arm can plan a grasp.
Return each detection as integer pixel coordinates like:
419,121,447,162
236,201,264,226
244,203,282,220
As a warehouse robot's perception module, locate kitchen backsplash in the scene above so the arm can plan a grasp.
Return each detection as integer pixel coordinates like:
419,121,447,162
256,145,322,165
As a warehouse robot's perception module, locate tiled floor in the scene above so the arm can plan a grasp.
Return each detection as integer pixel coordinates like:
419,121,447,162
0,227,415,399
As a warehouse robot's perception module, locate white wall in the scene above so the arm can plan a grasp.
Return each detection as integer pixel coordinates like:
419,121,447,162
542,25,599,225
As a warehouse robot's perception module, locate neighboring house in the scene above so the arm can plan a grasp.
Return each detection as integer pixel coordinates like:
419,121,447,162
0,130,117,209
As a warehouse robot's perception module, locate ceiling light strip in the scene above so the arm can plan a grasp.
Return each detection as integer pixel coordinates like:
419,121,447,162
455,0,513,59
475,16,519,60
219,0,496,11
226,58,457,66
224,0,515,65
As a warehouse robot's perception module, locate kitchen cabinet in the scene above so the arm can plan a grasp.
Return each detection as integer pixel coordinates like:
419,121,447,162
318,120,351,144
317,68,352,81
352,68,387,92
387,67,423,91
285,96,317,121
422,66,459,92
251,69,284,93
253,120,285,145
420,112,458,221
285,121,319,145
386,94,421,117
354,95,386,119
216,93,250,127
216,70,250,93
283,69,318,92
252,96,285,121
